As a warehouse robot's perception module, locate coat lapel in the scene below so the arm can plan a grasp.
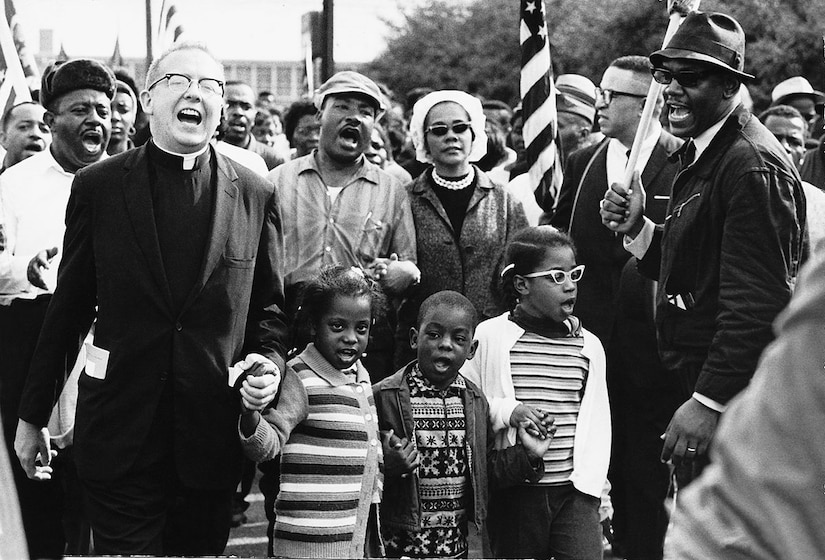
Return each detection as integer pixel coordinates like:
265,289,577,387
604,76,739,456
121,147,174,309
416,177,455,232
179,149,238,314
641,137,673,197
465,167,492,216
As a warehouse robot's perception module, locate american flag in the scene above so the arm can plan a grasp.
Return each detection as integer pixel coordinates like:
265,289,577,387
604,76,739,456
520,0,563,212
157,0,186,54
0,3,32,130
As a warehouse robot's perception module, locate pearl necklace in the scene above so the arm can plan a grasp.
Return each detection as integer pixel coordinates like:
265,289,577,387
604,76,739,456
432,167,475,190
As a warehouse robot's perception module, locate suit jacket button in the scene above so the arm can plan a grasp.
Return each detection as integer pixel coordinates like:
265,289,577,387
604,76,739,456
175,322,182,332
160,371,168,381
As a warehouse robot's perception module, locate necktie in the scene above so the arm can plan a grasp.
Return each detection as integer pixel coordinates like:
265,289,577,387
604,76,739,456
681,139,696,170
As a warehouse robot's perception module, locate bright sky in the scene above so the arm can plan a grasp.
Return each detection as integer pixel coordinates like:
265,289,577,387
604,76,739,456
15,0,418,63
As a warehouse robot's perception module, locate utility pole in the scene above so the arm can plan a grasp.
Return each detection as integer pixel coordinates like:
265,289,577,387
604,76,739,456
322,0,334,81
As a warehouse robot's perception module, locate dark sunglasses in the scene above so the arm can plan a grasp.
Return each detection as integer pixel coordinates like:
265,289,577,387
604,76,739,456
650,67,712,88
425,122,472,136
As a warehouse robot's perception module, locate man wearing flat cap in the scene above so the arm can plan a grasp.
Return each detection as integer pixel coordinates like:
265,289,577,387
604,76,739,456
600,12,805,483
0,57,114,558
555,74,598,165
266,70,418,336
14,43,289,555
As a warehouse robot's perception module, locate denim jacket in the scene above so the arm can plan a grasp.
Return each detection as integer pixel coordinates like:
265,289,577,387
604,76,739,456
373,362,543,532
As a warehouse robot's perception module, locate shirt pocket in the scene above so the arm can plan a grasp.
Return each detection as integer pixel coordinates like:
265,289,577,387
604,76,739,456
357,214,386,265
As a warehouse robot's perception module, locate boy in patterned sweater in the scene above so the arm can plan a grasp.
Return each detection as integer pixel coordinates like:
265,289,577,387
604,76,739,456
373,291,553,558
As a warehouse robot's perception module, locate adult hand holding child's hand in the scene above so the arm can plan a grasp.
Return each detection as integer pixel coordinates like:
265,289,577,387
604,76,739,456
237,353,281,412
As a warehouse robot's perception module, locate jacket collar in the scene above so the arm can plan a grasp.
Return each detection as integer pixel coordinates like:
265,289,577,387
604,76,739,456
408,164,494,195
668,103,750,180
409,165,493,232
379,360,482,398
296,150,381,186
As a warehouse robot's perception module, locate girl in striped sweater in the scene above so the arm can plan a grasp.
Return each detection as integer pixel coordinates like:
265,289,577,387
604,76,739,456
239,266,386,558
463,226,611,559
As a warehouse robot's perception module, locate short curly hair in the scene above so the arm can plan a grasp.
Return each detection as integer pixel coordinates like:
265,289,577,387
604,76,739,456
292,265,387,353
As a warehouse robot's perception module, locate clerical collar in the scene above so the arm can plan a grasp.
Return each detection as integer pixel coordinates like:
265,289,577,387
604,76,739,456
149,141,210,171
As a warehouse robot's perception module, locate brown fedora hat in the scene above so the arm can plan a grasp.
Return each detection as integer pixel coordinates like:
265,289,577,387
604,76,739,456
650,12,754,80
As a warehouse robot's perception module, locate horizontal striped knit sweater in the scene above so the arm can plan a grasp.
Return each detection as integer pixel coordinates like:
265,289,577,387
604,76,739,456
240,344,383,558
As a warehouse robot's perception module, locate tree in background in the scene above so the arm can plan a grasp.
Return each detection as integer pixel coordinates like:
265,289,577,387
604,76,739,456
366,1,520,104
367,0,825,112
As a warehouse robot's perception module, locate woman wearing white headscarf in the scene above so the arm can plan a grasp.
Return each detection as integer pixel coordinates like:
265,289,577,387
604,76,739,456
395,90,529,365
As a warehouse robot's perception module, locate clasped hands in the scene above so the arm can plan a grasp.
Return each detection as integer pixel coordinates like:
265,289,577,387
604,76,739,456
366,253,420,294
237,353,281,413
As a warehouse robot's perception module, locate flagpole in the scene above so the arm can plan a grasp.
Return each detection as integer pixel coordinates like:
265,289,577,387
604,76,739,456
145,0,153,74
622,0,699,190
321,0,334,81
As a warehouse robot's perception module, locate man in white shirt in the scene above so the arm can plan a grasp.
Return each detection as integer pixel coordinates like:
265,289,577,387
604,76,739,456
0,57,115,558
600,12,805,484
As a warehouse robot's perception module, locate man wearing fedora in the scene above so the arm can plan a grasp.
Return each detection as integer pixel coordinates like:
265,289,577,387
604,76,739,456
553,55,683,560
600,12,805,484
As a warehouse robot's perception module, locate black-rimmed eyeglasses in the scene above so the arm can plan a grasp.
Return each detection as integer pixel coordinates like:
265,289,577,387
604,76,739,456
650,68,712,88
147,73,225,98
595,88,646,106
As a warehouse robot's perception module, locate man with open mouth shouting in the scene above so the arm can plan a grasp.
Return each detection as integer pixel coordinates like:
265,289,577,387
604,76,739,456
266,70,419,363
0,101,51,175
13,43,289,556
0,57,114,558
600,12,805,489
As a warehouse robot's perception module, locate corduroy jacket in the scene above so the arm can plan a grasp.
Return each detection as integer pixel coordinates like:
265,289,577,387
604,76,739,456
638,105,806,404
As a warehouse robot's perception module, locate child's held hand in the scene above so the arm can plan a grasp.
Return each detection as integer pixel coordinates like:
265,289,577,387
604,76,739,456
380,429,419,478
510,404,554,439
517,420,554,460
237,354,281,412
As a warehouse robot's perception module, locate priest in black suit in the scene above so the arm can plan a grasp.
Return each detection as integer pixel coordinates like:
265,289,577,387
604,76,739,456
550,55,683,560
15,43,288,556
